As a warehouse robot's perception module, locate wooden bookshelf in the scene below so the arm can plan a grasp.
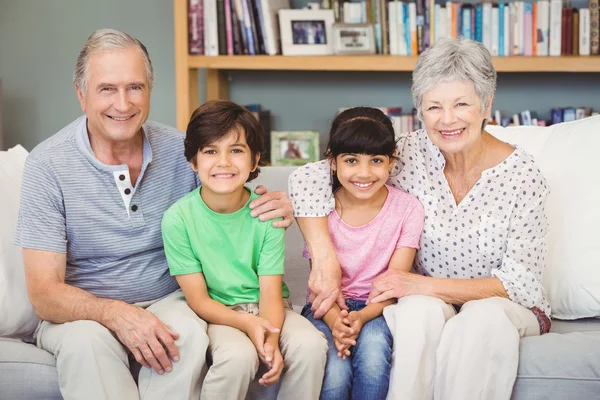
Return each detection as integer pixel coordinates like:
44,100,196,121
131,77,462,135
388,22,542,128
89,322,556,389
174,0,600,130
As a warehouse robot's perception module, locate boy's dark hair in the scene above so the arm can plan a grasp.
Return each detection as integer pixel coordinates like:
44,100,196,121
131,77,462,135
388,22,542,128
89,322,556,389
325,107,397,191
184,100,265,182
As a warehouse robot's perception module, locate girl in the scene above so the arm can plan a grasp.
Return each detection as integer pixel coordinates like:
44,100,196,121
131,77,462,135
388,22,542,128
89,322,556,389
300,107,425,400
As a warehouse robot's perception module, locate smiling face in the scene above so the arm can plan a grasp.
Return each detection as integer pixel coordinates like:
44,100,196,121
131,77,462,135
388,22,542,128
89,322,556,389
332,153,392,201
190,128,259,196
421,80,492,155
76,46,151,144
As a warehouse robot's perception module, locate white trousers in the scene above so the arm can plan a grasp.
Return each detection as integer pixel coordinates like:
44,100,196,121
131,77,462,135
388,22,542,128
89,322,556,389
383,295,540,400
37,290,209,400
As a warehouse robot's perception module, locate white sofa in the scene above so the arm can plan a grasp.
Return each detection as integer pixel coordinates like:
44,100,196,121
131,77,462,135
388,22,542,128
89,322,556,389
2,118,600,399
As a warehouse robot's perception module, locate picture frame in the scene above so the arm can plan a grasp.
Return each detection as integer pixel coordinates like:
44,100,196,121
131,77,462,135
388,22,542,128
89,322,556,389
278,9,335,56
270,130,320,166
332,23,376,55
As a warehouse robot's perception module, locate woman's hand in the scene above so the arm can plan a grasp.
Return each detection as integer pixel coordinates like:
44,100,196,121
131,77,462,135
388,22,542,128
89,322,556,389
368,270,428,303
250,186,294,228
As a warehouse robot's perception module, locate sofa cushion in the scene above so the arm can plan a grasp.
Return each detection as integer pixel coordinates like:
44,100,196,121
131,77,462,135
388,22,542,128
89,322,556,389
513,319,600,400
487,117,600,320
0,145,39,340
0,338,61,399
249,166,309,309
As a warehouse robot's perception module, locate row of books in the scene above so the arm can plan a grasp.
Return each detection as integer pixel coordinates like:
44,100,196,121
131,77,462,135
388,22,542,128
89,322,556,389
493,106,598,126
188,0,290,55
188,0,600,56
334,0,600,56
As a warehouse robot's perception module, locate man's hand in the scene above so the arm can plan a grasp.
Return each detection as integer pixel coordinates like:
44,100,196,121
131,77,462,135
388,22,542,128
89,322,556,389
250,186,294,228
102,301,180,375
368,269,424,303
309,259,347,319
258,342,284,386
241,314,281,360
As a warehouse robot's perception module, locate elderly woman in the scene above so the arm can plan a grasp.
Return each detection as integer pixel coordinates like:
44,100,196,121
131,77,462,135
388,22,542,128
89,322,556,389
289,37,550,400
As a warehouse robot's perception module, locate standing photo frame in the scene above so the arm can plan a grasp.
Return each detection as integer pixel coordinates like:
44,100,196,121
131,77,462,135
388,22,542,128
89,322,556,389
332,23,376,55
278,9,335,56
270,130,320,166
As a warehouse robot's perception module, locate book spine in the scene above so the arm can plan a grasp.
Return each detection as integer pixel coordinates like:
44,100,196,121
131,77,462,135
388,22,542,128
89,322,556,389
216,0,227,55
231,2,243,54
483,2,492,51
204,0,219,55
381,0,389,54
524,2,532,56
476,5,483,43
462,6,471,41
591,0,600,54
410,2,418,55
532,1,537,56
188,0,204,55
225,0,234,55
549,0,563,56
424,0,431,49
498,3,504,55
581,8,591,55
416,0,425,53
537,0,550,56
491,6,499,56
573,9,579,55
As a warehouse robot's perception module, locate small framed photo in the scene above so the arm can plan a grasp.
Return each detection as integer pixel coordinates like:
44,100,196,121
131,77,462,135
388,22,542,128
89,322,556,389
271,130,320,166
278,9,335,56
332,23,376,55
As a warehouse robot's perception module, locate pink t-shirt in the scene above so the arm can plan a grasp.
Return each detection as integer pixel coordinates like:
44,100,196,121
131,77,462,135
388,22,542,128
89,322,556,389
303,185,424,301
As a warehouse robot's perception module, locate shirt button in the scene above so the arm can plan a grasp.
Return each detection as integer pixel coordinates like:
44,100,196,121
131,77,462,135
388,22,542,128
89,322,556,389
124,188,131,195
119,174,126,181
131,205,138,212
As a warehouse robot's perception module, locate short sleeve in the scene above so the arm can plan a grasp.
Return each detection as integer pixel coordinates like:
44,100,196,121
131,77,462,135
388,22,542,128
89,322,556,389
256,223,285,276
491,166,550,315
288,160,335,218
397,199,425,249
15,158,67,253
161,208,203,276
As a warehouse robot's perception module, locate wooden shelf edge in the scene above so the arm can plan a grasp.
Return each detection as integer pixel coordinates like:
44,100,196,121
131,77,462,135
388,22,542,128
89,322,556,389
187,55,600,72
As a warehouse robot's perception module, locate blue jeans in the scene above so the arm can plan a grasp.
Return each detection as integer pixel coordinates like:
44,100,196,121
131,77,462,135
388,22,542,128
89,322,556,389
301,299,392,400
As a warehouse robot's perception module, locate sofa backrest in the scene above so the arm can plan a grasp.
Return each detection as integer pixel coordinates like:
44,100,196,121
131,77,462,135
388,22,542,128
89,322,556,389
487,116,600,320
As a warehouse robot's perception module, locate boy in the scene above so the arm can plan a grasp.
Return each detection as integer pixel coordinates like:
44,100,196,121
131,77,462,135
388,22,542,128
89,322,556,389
161,100,327,400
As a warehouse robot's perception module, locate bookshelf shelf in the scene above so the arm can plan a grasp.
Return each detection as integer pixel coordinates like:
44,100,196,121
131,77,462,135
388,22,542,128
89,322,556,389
174,0,600,130
188,55,600,73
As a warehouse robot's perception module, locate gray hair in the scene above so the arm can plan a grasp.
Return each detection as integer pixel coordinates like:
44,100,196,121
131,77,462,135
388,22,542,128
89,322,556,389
73,29,154,96
411,37,496,120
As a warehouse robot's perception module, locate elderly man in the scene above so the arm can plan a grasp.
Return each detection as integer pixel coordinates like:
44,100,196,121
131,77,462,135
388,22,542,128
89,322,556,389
15,29,293,400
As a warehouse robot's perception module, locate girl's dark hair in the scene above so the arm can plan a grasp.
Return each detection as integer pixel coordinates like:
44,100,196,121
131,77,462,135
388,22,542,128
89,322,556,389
325,107,397,190
184,100,265,182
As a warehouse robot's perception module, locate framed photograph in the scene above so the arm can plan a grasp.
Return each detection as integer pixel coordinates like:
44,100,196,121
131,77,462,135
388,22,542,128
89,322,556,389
271,130,320,166
332,23,376,55
278,9,335,56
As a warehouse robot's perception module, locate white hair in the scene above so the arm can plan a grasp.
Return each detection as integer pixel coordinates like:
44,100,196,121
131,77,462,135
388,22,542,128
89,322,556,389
411,37,497,120
73,29,154,95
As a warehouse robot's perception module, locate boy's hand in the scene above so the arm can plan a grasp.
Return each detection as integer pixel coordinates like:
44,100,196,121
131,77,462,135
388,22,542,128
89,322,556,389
242,314,280,360
331,309,356,360
258,342,284,386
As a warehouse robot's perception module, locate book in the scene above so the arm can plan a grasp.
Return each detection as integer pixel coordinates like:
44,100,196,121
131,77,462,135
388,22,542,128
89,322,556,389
188,0,204,55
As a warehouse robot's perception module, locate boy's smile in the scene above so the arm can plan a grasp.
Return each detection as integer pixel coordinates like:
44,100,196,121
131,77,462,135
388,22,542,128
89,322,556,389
190,128,259,213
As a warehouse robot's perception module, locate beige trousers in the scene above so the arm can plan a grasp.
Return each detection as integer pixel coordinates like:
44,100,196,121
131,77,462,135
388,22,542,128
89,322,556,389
201,299,328,400
36,290,209,400
383,295,540,400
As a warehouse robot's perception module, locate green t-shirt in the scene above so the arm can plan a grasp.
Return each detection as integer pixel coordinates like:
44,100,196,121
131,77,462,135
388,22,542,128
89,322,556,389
162,187,290,306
